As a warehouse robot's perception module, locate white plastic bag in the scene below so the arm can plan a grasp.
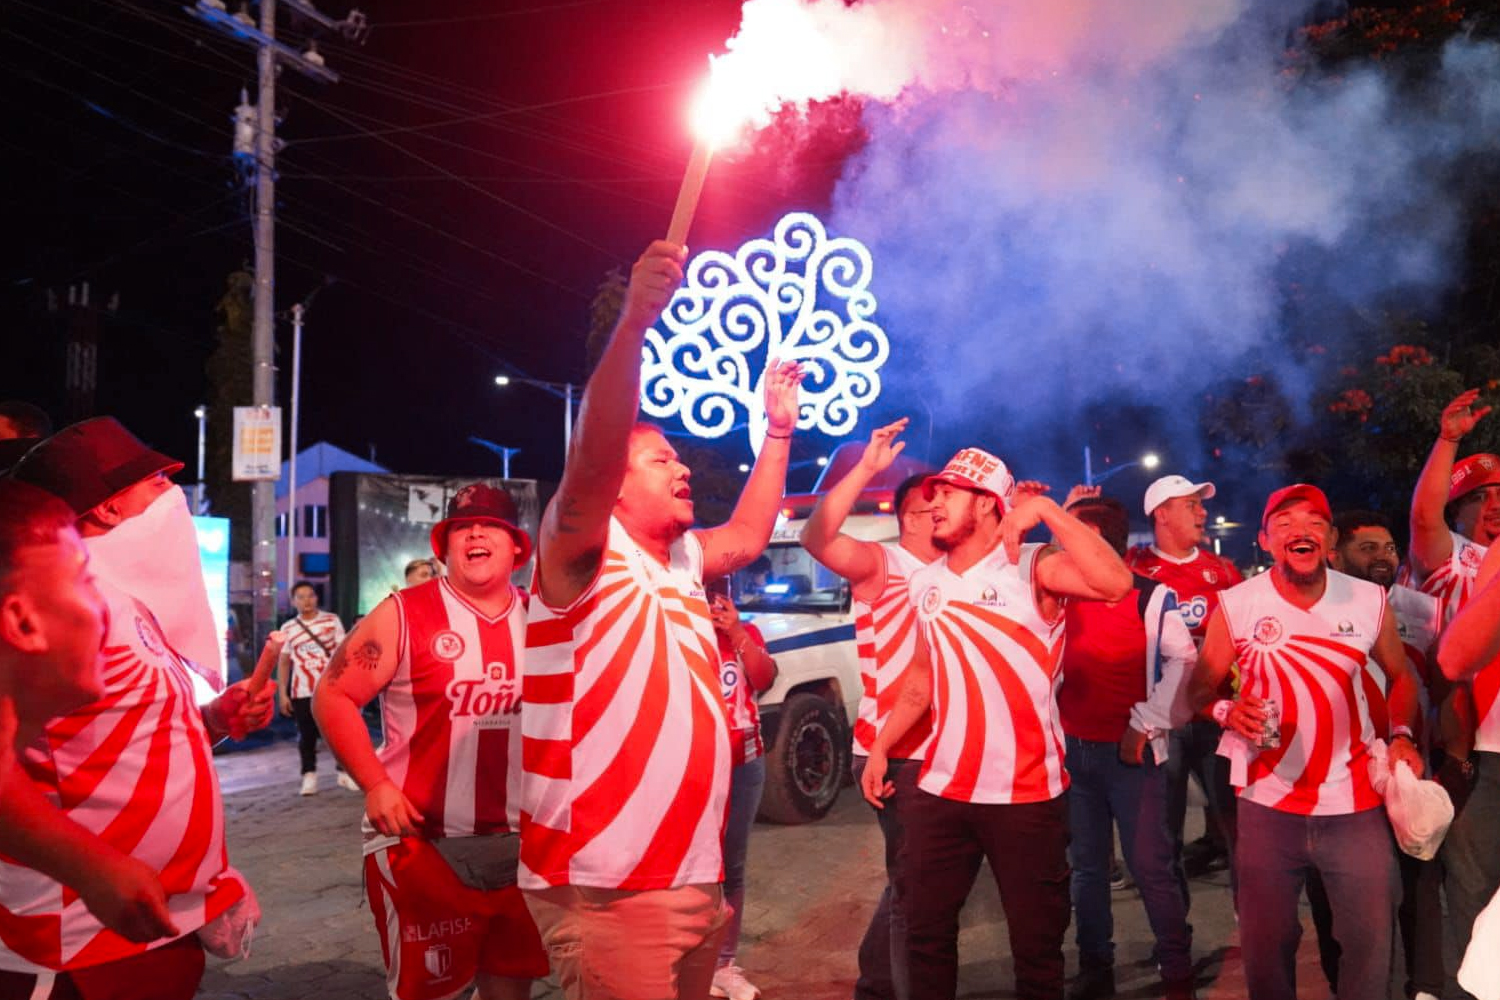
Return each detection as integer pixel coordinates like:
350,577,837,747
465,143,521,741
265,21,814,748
1368,740,1454,861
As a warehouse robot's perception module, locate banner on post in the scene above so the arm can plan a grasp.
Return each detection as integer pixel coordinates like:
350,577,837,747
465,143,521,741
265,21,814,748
231,406,282,481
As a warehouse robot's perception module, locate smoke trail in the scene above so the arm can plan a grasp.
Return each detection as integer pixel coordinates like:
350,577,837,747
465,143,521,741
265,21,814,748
708,0,1500,496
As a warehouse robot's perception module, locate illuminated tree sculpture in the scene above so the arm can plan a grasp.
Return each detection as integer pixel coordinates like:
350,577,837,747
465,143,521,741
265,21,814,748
641,211,889,454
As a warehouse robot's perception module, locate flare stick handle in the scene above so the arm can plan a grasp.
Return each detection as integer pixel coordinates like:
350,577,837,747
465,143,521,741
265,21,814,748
666,140,714,246
246,631,285,695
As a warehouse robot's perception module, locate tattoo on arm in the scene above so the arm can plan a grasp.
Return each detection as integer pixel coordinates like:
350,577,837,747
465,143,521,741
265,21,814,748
325,639,381,684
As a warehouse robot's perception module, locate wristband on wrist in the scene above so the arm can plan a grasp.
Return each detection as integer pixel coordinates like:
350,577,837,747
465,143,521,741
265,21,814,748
765,430,792,440
1391,725,1416,744
1439,434,1463,443
1212,699,1234,726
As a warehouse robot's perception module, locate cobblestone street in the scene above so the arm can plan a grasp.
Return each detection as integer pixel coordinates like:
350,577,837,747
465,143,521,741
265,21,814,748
200,740,1332,999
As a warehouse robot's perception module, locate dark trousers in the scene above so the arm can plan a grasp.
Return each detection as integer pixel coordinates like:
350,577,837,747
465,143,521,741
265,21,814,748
1066,736,1193,983
851,756,921,1000
1164,719,1238,899
1237,800,1398,1000
900,789,1070,1000
291,696,326,774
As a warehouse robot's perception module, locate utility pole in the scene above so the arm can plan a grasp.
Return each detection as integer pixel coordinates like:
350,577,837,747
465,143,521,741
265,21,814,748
186,0,365,644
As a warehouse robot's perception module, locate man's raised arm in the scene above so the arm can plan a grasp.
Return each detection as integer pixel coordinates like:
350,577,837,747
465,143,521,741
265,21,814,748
1410,390,1490,579
698,360,804,581
538,242,685,606
799,418,909,599
1440,542,1500,682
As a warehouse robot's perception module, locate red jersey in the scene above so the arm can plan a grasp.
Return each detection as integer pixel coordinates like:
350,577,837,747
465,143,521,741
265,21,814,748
909,542,1068,805
0,581,247,973
1219,570,1386,816
520,518,729,891
852,543,932,760
365,578,525,851
1059,592,1148,743
1125,545,1242,641
719,624,766,766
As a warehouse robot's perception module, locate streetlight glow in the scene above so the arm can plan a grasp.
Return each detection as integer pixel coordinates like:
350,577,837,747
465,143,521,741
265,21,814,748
1142,453,1160,470
494,375,510,386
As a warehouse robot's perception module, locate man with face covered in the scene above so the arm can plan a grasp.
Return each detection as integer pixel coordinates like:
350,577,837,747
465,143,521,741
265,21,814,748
0,418,272,1000
1189,485,1423,1000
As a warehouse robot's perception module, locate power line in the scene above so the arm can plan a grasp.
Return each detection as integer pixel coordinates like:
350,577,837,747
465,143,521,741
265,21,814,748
379,0,621,28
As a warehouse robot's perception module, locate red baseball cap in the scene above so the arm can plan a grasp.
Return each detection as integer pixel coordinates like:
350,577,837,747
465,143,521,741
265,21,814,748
429,483,532,564
922,447,1015,511
1449,453,1500,505
1261,484,1332,528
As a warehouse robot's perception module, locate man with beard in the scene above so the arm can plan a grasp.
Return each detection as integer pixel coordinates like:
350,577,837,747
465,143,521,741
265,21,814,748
1188,485,1424,1000
0,480,109,791
1309,509,1446,1000
1,418,272,999
861,447,1133,1000
1126,475,1243,882
519,241,803,1000
315,484,546,1000
801,418,938,1000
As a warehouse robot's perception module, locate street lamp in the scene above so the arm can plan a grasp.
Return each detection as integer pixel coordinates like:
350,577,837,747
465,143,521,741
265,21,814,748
494,375,575,452
1084,447,1160,487
193,405,207,514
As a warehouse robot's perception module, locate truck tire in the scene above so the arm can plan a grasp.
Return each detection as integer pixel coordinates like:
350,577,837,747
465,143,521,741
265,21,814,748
758,692,849,824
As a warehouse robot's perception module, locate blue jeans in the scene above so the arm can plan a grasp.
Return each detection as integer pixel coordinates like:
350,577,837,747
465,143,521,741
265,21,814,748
1164,718,1238,902
850,756,920,1000
1237,799,1398,1000
719,755,766,966
1065,735,1193,982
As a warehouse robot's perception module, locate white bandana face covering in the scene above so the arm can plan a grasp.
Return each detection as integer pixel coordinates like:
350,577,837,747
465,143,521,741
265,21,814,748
86,485,225,693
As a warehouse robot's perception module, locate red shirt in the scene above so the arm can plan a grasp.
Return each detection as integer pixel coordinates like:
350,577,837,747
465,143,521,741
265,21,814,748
718,623,766,765
1058,593,1147,742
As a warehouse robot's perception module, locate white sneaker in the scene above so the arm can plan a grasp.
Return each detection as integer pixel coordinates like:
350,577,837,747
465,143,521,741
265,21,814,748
299,772,318,796
336,772,360,792
710,965,759,1000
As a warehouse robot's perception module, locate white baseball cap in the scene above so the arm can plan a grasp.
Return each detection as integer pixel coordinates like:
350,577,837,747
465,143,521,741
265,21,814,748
1143,474,1216,517
922,447,1016,511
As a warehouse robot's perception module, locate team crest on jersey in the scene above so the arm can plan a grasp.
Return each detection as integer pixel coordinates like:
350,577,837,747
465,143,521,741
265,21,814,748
1461,545,1483,570
134,615,166,657
919,585,944,616
1251,616,1284,646
1203,568,1219,584
424,943,453,980
430,630,465,660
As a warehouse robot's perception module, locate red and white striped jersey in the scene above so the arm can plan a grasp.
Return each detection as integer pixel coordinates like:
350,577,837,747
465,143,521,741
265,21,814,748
1125,545,1243,641
1219,570,1386,816
1410,530,1488,626
719,624,766,766
520,518,729,891
364,578,525,852
278,611,345,699
852,543,932,760
909,542,1068,805
1356,584,1440,739
0,580,248,973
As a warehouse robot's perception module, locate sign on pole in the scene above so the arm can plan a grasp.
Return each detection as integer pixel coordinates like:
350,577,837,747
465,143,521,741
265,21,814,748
232,405,282,481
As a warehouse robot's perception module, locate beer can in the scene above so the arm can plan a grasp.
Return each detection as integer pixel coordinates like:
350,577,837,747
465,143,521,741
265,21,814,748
1259,697,1281,750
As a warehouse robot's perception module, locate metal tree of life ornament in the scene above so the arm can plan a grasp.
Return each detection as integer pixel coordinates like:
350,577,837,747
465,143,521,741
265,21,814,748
641,212,890,455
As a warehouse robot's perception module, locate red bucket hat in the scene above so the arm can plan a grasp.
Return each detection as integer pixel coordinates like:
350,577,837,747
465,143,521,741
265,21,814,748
10,417,183,515
1449,453,1500,505
429,483,533,565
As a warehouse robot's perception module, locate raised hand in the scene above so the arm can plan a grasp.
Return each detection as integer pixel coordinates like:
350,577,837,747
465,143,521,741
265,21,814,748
999,494,1055,564
1064,484,1101,509
619,241,687,331
763,359,806,436
1440,389,1492,442
858,418,909,474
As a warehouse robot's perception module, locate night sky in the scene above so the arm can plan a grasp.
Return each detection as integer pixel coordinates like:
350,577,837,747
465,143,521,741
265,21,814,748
3,0,854,486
